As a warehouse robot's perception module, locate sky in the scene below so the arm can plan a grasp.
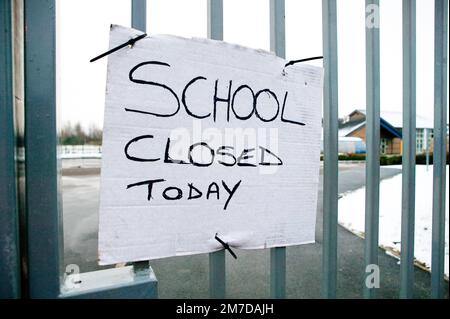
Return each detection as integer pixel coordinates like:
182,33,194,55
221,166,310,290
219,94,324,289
56,0,446,130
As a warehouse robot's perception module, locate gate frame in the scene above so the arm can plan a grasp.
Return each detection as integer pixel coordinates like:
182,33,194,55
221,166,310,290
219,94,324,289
0,0,448,299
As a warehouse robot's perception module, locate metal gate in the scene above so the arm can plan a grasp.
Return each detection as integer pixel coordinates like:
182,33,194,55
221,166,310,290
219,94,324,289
0,0,447,299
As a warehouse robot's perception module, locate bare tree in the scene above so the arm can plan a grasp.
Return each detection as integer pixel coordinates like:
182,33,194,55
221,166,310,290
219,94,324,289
60,121,102,145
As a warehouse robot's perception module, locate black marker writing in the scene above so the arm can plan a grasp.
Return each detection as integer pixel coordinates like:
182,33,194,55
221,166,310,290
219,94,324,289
222,180,242,211
127,179,166,201
126,180,242,210
124,60,307,126
126,61,180,117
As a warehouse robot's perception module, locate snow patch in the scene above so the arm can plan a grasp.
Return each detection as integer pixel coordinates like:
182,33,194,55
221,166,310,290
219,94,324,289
338,165,449,277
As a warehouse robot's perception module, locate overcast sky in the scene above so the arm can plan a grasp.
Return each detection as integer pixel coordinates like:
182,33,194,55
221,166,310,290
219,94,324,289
56,0,447,129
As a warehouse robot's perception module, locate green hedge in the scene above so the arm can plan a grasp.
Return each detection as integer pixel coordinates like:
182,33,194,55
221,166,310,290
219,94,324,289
320,152,449,166
379,155,402,166
415,152,450,165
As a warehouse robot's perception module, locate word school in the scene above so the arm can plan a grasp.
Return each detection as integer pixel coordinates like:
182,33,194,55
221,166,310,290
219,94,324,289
125,60,306,126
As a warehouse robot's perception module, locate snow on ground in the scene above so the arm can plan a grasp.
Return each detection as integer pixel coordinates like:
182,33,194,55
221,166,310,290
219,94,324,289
338,165,449,277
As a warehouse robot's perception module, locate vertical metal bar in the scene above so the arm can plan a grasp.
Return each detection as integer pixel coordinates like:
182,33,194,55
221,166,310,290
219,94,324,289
0,0,21,299
24,0,62,298
431,0,448,300
132,0,146,32
207,0,223,40
321,0,339,299
269,0,286,299
363,0,381,299
131,0,150,280
400,0,416,299
209,250,226,299
270,0,285,58
207,0,225,299
270,245,286,299
426,129,430,171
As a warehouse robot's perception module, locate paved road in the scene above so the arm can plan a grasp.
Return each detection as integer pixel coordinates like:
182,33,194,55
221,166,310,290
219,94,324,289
62,159,448,298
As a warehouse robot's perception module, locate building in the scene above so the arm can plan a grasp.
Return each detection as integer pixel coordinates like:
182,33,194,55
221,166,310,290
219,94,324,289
339,109,434,155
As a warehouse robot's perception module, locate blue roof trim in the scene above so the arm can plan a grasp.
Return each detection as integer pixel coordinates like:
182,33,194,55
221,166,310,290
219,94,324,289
380,117,402,138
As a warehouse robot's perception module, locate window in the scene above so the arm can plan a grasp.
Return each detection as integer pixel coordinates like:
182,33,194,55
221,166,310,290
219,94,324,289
416,129,424,153
380,138,388,154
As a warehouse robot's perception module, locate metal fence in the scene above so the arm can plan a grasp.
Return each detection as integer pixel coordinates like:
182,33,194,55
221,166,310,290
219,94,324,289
0,0,448,299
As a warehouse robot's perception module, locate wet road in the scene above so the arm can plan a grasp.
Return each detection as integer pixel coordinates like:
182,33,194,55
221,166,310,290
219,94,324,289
62,159,448,298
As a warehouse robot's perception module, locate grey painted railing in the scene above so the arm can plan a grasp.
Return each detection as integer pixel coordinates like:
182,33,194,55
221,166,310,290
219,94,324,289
0,0,448,299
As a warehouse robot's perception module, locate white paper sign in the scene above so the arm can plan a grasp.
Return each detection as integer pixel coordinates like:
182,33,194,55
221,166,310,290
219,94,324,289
98,25,323,265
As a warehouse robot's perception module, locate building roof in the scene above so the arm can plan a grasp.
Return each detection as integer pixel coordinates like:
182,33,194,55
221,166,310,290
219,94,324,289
380,117,403,138
338,118,365,137
339,110,402,138
353,109,434,129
